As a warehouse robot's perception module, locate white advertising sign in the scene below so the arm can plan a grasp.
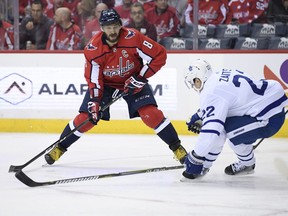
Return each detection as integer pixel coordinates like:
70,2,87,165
0,53,287,120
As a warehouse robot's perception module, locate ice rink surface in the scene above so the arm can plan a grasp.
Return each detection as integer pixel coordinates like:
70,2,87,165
1,133,288,216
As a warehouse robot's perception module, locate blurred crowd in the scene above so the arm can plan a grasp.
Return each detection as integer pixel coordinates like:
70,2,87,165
0,0,287,50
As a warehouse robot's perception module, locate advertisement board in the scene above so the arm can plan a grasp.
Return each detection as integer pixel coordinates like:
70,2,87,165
0,52,287,136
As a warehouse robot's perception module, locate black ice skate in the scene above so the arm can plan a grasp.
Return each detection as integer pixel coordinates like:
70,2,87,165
225,161,255,175
181,167,210,181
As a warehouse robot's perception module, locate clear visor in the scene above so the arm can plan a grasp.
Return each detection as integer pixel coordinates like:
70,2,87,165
184,76,194,89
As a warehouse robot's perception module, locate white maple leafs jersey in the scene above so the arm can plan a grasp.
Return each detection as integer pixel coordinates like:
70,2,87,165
194,68,288,157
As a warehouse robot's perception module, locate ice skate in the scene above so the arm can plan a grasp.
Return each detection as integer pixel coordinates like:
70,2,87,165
225,161,255,175
173,145,187,164
45,144,67,165
181,167,210,181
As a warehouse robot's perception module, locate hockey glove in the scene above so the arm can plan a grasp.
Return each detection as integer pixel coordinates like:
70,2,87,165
182,150,205,179
88,98,102,125
186,109,203,134
124,75,147,95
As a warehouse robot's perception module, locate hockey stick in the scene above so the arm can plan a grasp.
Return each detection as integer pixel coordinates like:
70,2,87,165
253,109,288,150
8,92,126,173
15,165,184,187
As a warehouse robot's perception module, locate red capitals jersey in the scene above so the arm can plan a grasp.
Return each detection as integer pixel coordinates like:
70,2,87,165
185,0,228,25
46,23,82,50
145,6,180,39
226,0,269,24
84,27,167,99
0,21,14,50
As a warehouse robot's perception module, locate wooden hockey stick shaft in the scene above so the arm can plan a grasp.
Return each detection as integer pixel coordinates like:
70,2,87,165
8,92,126,173
15,165,184,187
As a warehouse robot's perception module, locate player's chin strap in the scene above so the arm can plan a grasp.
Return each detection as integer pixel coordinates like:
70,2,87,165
8,91,127,173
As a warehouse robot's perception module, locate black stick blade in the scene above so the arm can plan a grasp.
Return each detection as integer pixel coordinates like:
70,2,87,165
15,171,54,187
9,165,23,173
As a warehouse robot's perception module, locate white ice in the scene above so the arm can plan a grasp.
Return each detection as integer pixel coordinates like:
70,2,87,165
1,133,288,216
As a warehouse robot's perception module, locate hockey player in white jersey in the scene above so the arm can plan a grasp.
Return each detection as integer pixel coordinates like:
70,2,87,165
182,59,288,180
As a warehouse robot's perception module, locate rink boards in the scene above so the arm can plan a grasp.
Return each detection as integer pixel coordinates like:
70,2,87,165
0,51,287,137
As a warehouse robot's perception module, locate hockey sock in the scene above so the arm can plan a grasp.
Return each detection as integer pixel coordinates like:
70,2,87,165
58,112,95,149
58,120,83,149
155,118,180,148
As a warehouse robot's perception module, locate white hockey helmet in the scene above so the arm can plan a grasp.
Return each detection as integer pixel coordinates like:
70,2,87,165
184,59,212,92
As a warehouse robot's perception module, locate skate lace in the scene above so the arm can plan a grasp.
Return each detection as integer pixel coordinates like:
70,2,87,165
232,161,246,172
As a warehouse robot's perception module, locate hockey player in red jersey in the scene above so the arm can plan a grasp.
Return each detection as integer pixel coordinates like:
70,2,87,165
45,8,187,165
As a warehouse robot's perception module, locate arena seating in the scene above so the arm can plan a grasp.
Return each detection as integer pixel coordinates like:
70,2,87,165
198,38,233,50
268,37,288,49
250,22,287,38
159,37,194,50
182,24,216,39
234,37,269,50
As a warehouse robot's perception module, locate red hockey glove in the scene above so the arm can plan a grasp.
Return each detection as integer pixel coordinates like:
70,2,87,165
88,98,101,125
124,75,147,95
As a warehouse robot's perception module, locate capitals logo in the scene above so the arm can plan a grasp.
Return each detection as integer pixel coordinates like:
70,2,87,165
125,29,135,39
103,56,134,77
86,43,97,50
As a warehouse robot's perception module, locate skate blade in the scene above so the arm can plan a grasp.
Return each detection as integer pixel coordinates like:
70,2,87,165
230,169,255,176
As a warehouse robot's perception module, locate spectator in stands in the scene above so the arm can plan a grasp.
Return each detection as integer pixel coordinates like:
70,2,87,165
114,0,133,26
83,3,108,44
46,7,82,50
76,0,96,30
127,2,157,41
45,0,80,26
96,0,115,8
0,18,14,50
62,0,81,24
146,0,180,42
267,0,288,23
137,0,155,14
184,0,228,25
19,0,54,50
19,0,49,21
64,0,81,11
226,0,269,24
168,0,188,28
44,0,65,19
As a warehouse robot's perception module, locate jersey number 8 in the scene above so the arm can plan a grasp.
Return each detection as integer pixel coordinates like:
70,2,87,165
143,40,153,49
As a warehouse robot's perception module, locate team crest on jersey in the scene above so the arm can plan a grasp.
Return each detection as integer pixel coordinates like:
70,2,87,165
125,29,135,39
103,57,134,77
87,43,97,50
